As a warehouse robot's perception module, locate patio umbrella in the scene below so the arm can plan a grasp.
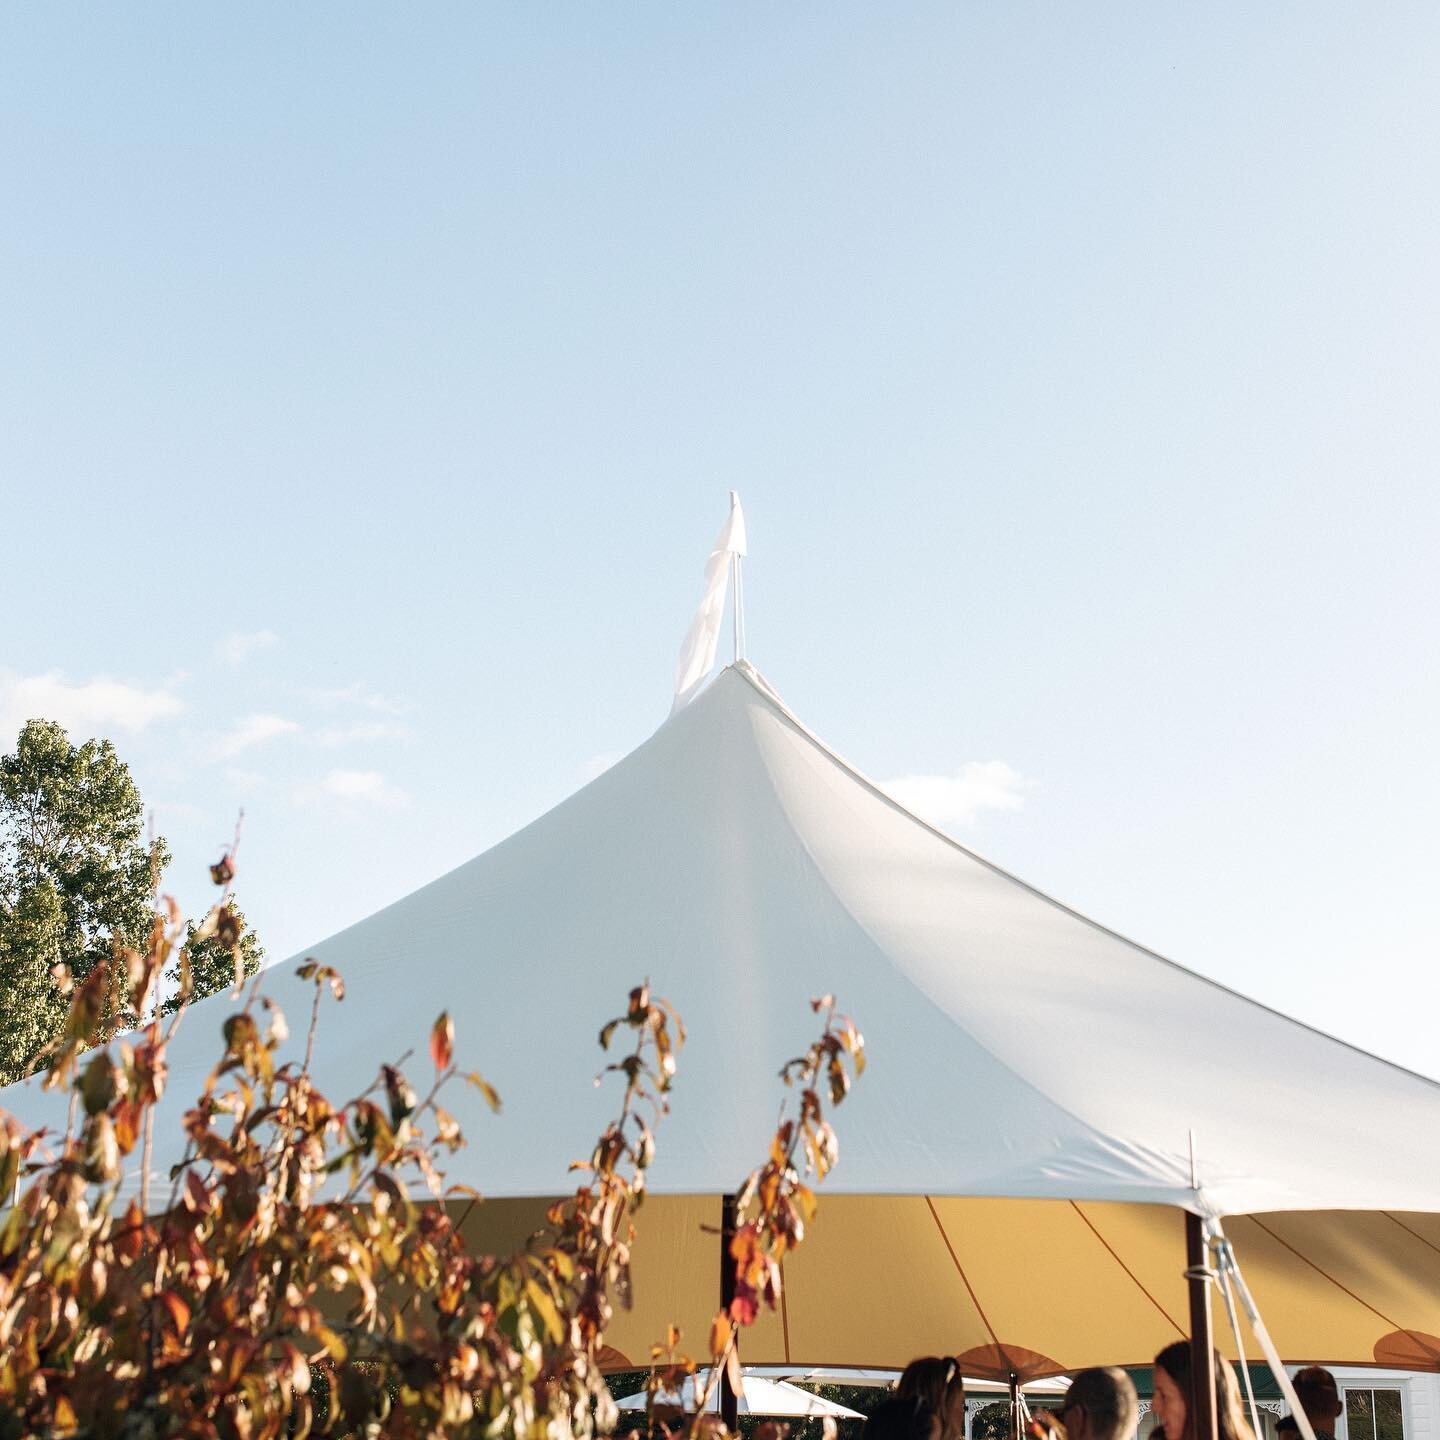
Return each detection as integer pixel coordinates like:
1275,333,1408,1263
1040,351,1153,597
613,1376,863,1418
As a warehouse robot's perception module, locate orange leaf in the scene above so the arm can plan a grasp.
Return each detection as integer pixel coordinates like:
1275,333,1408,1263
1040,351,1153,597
52,1396,78,1437
157,1289,191,1335
793,1183,817,1224
430,1012,454,1072
709,1309,730,1357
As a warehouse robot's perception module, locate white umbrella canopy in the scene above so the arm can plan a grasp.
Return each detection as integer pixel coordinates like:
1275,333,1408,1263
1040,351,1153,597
769,1371,1070,1397
762,1370,900,1390
613,1377,863,1418
7,662,1440,1373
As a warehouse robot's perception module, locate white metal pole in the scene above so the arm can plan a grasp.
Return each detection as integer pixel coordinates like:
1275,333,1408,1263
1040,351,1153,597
735,554,746,661
730,553,740,664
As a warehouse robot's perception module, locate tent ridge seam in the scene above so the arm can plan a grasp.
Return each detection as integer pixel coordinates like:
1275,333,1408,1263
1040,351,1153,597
728,664,1440,1100
1246,1216,1440,1364
923,1194,1006,1361
1068,1200,1185,1337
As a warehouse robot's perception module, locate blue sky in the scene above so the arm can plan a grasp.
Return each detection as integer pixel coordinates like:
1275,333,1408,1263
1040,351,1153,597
3,5,1438,1075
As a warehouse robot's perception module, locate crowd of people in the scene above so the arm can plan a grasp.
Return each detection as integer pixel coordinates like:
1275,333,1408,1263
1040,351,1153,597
859,1348,1346,1440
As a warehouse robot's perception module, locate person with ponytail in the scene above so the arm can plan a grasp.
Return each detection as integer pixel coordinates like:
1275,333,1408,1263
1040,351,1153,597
896,1357,968,1440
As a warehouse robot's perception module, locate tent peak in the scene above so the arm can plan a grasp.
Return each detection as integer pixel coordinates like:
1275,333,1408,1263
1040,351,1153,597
672,494,748,714
706,658,1440,1107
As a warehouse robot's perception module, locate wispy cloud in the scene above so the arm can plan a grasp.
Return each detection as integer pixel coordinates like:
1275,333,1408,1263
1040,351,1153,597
295,769,410,809
225,768,269,793
215,630,278,667
0,669,183,740
148,799,210,827
309,683,413,716
879,760,1036,830
314,720,412,747
210,713,300,760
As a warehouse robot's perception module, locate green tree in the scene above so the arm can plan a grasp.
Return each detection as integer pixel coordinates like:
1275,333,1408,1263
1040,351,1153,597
0,878,66,1089
0,720,268,1085
0,719,168,1085
165,901,264,1014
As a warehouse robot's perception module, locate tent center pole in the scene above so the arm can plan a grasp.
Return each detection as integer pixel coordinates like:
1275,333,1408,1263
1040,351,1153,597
1185,1210,1219,1440
720,1192,739,1431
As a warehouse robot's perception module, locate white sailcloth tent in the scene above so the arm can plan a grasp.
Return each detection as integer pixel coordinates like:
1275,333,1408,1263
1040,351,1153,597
7,660,1440,1379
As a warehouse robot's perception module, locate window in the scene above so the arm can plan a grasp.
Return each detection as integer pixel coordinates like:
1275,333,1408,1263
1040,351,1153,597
1345,1389,1404,1440
971,1402,1011,1440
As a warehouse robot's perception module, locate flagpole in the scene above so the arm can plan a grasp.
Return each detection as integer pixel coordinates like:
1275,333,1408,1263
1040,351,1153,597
671,491,748,712
731,553,740,664
737,551,746,660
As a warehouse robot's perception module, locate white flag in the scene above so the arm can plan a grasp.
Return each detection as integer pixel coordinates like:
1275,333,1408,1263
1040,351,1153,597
671,492,747,713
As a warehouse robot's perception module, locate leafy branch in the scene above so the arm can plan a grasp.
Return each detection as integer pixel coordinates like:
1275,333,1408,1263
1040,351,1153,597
644,993,866,1439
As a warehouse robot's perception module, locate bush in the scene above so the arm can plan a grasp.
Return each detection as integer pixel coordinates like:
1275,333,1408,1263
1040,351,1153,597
0,857,864,1439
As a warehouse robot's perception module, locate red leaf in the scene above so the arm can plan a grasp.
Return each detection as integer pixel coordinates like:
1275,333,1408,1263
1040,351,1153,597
430,1012,454,1072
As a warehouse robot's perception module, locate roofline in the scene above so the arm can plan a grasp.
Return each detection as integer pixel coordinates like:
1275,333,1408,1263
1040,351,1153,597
725,661,1440,1100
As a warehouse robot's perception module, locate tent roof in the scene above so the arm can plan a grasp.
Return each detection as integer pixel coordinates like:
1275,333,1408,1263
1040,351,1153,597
10,662,1440,1374
6,662,1440,1218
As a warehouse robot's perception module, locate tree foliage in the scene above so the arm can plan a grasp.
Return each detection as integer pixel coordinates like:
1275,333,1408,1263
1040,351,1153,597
0,720,167,1086
972,1402,1012,1440
163,903,264,1016
0,720,262,1085
0,861,864,1439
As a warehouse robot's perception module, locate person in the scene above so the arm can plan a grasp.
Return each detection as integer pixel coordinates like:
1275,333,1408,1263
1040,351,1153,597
897,1358,967,1440
1291,1367,1342,1440
866,1396,941,1440
1276,1419,1300,1440
1151,1341,1256,1440
1050,1368,1139,1440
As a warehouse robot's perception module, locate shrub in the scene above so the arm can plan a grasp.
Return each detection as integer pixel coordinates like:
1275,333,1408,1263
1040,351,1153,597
0,853,864,1439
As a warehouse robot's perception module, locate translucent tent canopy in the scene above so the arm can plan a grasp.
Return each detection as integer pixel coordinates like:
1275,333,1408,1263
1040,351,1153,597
454,1196,1440,1376
7,662,1440,1375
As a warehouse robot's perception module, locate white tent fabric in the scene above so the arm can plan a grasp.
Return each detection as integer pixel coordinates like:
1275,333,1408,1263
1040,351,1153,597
613,1377,862,1417
671,492,747,713
6,662,1440,1372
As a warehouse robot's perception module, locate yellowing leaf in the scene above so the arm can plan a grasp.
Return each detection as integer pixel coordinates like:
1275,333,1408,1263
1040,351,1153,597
52,1396,78,1437
524,1277,564,1344
465,1071,502,1113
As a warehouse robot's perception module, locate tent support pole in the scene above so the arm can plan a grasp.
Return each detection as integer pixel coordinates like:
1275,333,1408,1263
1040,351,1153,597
1009,1371,1021,1440
1186,1211,1219,1440
720,1192,739,1431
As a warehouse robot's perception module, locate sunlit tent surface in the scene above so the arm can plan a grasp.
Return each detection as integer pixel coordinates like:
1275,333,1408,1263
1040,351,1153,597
7,663,1440,1374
